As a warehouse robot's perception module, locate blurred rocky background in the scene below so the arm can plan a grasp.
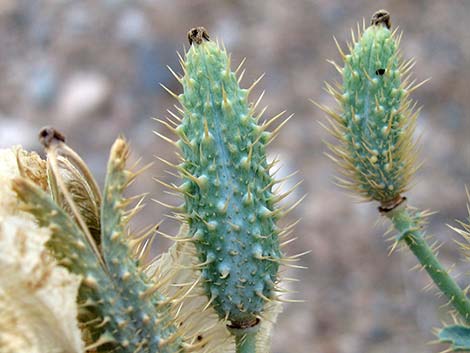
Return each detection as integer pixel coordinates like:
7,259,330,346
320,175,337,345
1,0,470,352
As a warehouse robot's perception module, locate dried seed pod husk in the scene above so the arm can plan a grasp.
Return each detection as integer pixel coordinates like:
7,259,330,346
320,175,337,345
0,147,84,353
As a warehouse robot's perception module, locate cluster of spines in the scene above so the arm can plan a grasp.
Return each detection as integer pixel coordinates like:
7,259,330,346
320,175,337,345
450,191,470,266
437,192,470,351
155,27,304,328
13,134,183,353
316,11,425,205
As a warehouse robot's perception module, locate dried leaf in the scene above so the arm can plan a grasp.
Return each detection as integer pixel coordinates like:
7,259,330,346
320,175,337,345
0,147,84,353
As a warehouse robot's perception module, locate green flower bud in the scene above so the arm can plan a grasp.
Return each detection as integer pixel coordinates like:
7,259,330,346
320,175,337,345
317,10,424,208
157,27,301,329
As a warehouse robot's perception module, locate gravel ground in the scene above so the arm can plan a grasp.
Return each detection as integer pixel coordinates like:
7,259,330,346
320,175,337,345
2,1,470,352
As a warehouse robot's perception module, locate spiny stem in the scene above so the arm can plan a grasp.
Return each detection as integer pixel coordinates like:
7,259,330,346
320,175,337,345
235,332,257,353
385,204,470,323
228,324,260,353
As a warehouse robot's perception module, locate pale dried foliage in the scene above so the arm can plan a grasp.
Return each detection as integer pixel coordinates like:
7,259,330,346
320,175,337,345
0,147,84,353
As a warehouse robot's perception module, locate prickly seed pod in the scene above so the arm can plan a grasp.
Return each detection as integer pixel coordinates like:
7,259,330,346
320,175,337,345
317,10,425,208
13,129,184,353
157,27,302,330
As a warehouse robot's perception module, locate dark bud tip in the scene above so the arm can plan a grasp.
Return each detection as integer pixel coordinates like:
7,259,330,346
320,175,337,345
371,9,391,29
227,317,260,331
39,126,65,148
378,195,406,213
187,27,210,46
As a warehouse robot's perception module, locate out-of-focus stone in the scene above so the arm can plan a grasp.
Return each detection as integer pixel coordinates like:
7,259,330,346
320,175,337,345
0,0,17,16
27,64,57,108
57,73,112,123
133,42,171,92
116,8,149,44
63,3,93,36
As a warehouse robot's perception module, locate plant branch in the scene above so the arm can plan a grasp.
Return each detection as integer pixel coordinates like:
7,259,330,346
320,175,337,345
385,203,470,323
228,322,260,353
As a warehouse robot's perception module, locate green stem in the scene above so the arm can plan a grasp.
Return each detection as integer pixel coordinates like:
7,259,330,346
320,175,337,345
235,331,257,353
386,203,470,323
228,324,260,353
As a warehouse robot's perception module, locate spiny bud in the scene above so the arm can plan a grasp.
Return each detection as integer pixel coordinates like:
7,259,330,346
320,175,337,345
157,27,299,329
317,10,423,208
181,29,282,328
